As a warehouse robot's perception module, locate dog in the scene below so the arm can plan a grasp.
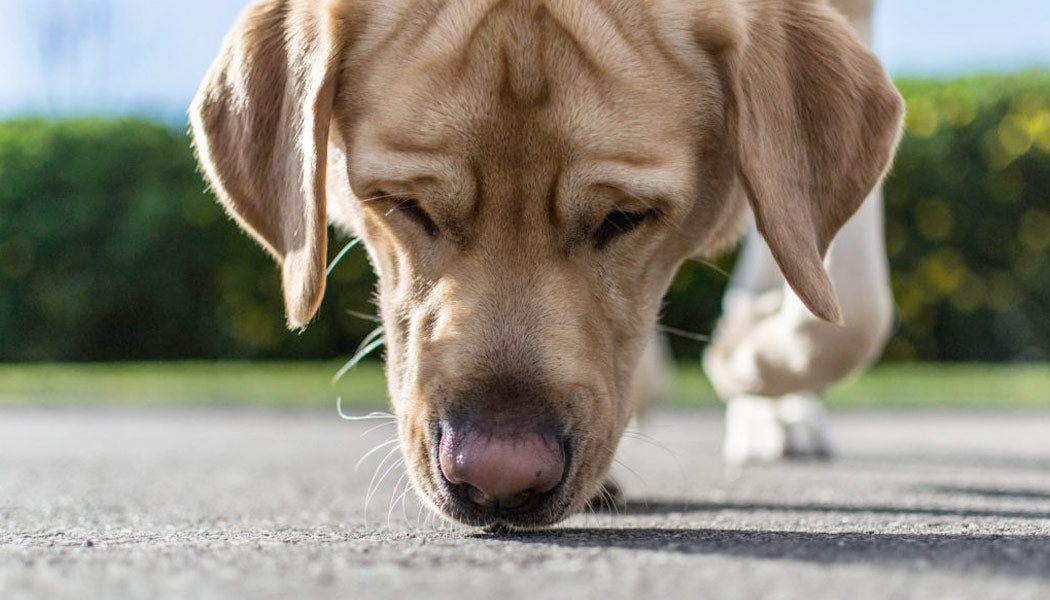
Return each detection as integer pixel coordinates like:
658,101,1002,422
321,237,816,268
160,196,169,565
190,0,903,529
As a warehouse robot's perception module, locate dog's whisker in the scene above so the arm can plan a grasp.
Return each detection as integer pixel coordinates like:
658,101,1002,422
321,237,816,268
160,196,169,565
360,193,402,203
600,483,622,518
345,309,383,323
354,438,399,472
370,460,406,523
365,457,405,518
364,452,399,514
354,326,385,355
687,256,732,280
333,337,386,383
594,485,618,518
336,399,395,422
399,484,412,525
416,496,428,529
361,420,398,437
622,429,677,456
369,462,401,523
613,457,648,490
582,437,648,515
403,486,420,524
364,447,402,516
384,198,417,218
387,471,411,527
325,238,361,278
334,326,387,383
621,429,689,487
622,429,682,462
390,476,417,528
658,325,711,343
622,429,662,443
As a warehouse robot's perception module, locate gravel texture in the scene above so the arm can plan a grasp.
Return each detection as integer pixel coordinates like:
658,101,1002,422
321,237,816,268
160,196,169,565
1,407,1049,599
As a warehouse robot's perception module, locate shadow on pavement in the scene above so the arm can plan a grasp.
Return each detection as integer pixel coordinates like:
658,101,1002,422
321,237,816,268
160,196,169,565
926,485,1050,501
606,498,1050,521
484,527,1050,578
843,454,1050,472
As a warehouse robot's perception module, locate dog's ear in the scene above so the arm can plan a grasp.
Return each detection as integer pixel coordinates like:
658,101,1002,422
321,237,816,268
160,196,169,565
190,0,353,329
717,0,903,323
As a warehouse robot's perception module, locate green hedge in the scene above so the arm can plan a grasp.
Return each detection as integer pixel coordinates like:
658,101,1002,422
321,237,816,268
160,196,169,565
1,71,1048,362
0,119,377,360
881,73,1050,360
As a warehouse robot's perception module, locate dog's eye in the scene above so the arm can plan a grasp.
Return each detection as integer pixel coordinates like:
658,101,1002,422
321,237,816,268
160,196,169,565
594,209,657,249
385,196,439,237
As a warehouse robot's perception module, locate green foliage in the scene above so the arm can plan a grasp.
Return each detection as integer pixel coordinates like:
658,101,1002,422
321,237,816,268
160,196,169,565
883,71,1050,361
0,71,1047,362
0,119,378,361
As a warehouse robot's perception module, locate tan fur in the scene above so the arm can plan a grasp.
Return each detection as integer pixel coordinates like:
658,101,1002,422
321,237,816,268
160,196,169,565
190,0,903,527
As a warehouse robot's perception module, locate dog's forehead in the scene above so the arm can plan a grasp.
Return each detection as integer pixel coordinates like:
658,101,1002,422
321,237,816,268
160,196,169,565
349,0,711,202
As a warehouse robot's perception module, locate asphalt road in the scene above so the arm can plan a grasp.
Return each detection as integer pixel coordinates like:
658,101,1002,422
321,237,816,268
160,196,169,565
2,407,1049,599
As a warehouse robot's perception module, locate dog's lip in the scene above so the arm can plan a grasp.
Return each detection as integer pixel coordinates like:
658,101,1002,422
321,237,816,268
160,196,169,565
428,425,578,528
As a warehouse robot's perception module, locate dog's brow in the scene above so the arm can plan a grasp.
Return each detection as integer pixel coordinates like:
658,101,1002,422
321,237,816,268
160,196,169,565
377,128,450,155
579,157,687,197
586,150,665,169
353,150,460,190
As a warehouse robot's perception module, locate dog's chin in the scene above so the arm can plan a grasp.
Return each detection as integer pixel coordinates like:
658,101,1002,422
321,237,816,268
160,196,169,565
428,479,579,531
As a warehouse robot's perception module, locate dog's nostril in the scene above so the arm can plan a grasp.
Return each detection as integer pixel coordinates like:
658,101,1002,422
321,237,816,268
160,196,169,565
460,484,536,511
465,484,492,507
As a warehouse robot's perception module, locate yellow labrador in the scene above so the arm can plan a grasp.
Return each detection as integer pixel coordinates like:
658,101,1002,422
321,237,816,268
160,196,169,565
191,0,903,529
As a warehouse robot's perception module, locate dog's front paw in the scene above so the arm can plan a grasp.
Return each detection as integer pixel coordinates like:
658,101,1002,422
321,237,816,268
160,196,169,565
723,395,785,464
778,393,833,460
723,393,832,464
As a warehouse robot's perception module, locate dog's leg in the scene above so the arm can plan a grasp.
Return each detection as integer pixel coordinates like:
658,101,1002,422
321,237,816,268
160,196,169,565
723,392,833,464
723,395,783,464
708,184,892,463
712,200,889,465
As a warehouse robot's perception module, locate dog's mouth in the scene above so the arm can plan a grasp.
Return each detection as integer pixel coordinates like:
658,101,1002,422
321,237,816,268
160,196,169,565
423,421,580,530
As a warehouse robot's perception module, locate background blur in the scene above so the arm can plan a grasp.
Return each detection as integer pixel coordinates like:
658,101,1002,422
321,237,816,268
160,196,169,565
0,1,1048,399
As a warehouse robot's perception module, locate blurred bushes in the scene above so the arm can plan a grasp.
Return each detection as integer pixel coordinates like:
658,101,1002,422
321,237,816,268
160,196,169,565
0,119,377,361
882,72,1050,361
0,71,1048,362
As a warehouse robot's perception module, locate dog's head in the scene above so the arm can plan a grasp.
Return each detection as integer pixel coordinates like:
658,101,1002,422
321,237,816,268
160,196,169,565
191,0,902,528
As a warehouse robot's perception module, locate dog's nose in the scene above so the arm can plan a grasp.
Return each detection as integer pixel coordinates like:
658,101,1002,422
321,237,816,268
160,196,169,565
439,425,565,510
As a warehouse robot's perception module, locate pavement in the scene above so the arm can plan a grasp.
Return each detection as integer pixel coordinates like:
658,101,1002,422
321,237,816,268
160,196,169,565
1,406,1049,600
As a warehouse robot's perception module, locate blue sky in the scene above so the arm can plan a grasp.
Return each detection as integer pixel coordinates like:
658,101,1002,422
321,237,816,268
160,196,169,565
1,0,1048,119
875,0,1050,73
